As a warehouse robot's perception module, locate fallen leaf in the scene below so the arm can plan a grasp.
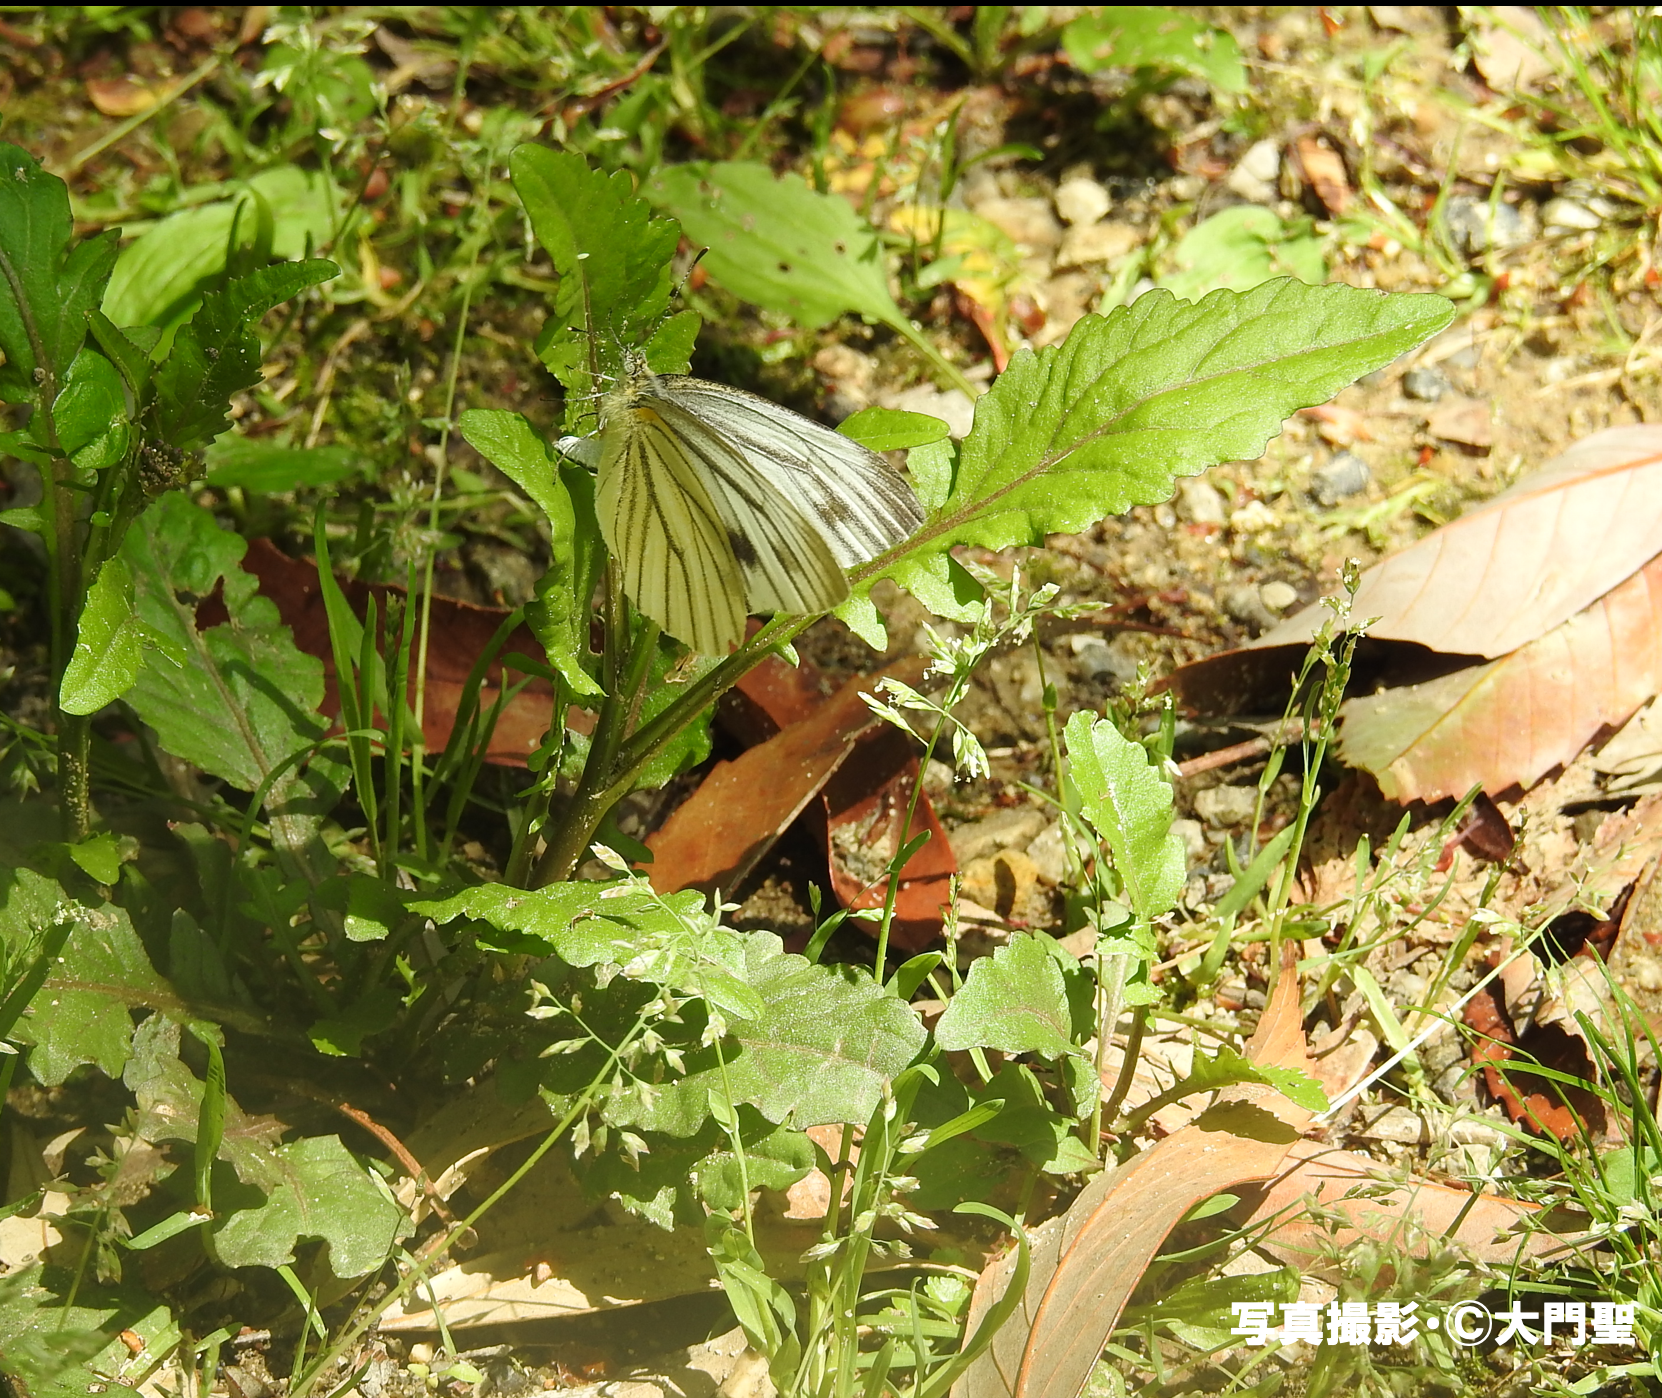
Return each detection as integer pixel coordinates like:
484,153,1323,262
646,659,920,896
1467,6,1556,91
953,951,1314,1398
1426,393,1493,448
218,539,559,766
1170,426,1662,800
86,77,161,117
1292,136,1352,215
1202,424,1662,663
1338,550,1662,799
1231,1139,1586,1274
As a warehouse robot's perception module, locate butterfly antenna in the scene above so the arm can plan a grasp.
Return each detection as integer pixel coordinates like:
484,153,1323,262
672,246,709,303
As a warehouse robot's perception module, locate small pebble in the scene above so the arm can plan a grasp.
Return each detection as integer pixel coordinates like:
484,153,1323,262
1401,365,1450,401
1171,817,1208,864
1311,451,1370,506
1259,581,1299,612
1177,477,1227,526
1193,785,1259,827
971,195,1063,252
1222,584,1277,632
1541,195,1603,234
1225,138,1280,204
1054,176,1111,227
1442,195,1526,256
1228,499,1280,533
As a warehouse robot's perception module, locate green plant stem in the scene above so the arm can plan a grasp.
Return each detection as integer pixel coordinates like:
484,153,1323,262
530,604,662,885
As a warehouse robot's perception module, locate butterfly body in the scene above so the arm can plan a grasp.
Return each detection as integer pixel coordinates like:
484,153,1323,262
594,367,923,653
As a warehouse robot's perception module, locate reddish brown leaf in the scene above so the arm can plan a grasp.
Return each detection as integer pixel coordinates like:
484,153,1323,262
1338,550,1662,800
954,955,1313,1398
646,661,916,897
226,540,558,766
821,729,956,950
715,648,956,947
1292,136,1352,215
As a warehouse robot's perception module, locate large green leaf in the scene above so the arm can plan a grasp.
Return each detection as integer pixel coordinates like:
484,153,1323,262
857,282,1452,636
649,161,898,332
412,880,764,1023
1064,713,1185,922
103,166,338,331
609,934,928,1137
0,142,119,405
122,493,344,884
934,933,1078,1058
123,1017,407,1275
510,145,685,423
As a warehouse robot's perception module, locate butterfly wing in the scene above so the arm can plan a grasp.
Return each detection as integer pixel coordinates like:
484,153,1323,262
595,404,749,654
642,393,849,617
653,377,925,567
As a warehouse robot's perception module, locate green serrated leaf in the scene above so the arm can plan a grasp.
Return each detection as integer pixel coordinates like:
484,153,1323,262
60,556,143,715
211,1133,406,1275
152,258,338,452
608,933,928,1136
1065,712,1185,921
412,880,764,1021
648,161,900,333
972,1063,1098,1175
882,283,1452,600
1178,1044,1329,1112
935,934,1078,1058
459,408,603,696
0,142,119,405
511,146,683,424
1061,7,1245,91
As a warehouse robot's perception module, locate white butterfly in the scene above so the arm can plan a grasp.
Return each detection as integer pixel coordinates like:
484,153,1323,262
562,364,924,654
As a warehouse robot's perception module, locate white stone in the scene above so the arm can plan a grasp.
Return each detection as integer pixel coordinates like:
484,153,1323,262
1193,785,1259,827
971,195,1063,251
1177,477,1226,525
1260,581,1299,612
1054,176,1111,226
1226,139,1281,204
1229,499,1281,533
1057,220,1139,268
1025,822,1072,885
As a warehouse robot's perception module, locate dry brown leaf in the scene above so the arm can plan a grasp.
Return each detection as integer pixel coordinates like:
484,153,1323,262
1338,550,1662,799
1292,136,1352,215
646,660,919,896
1233,1140,1590,1274
86,77,161,117
953,954,1314,1398
1267,425,1662,658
